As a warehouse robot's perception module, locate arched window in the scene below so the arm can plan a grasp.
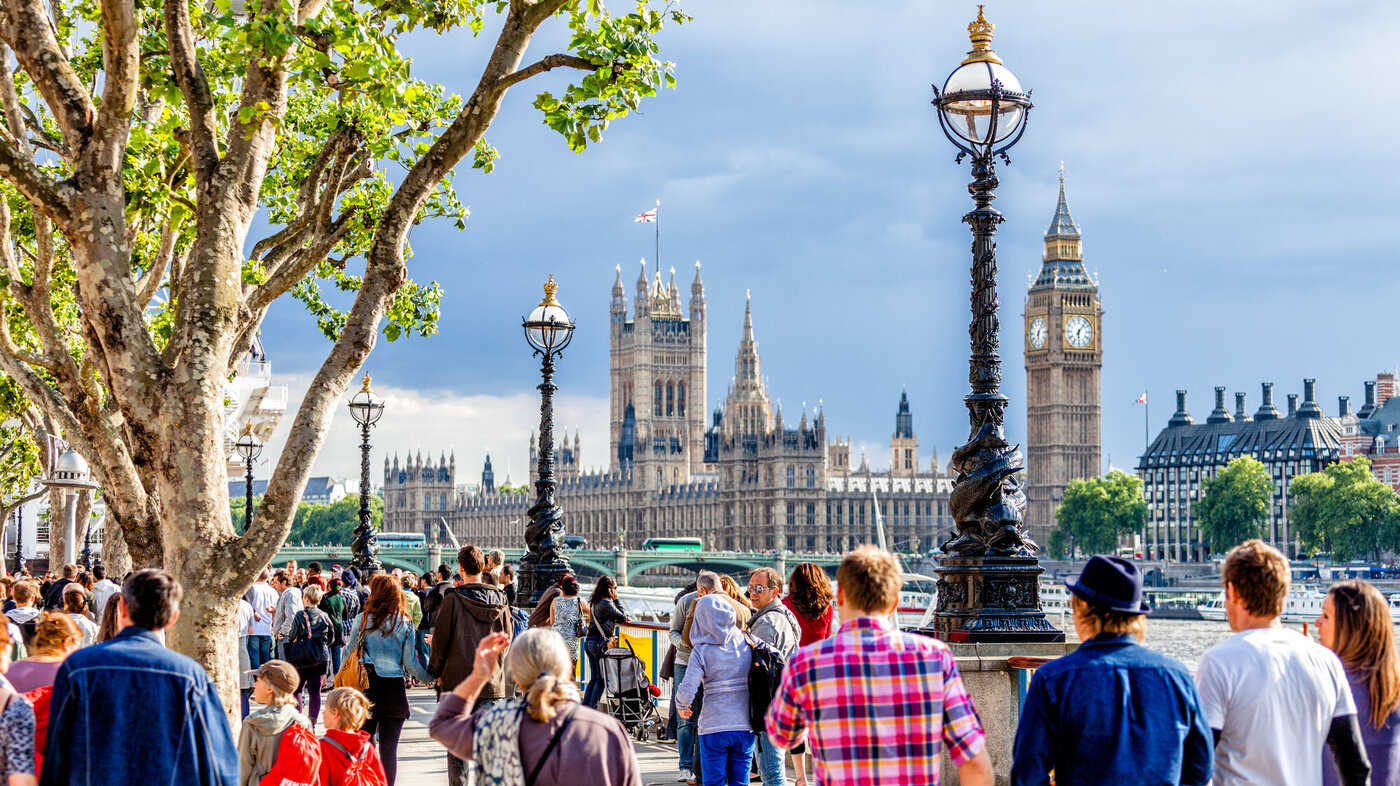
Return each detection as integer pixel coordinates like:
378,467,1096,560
786,466,795,488
440,493,447,510
423,492,431,509
677,382,686,417
667,383,674,416
654,381,663,416
806,466,815,488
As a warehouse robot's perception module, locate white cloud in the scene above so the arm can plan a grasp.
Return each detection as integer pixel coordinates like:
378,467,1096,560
254,374,610,492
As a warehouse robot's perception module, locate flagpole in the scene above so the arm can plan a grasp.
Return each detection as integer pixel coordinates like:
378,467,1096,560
1144,395,1149,452
654,199,661,276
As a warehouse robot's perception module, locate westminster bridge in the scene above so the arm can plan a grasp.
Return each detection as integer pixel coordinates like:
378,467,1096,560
272,544,848,585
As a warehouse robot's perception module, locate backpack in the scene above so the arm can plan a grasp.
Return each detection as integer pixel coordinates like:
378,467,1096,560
509,606,529,639
284,610,328,669
259,723,322,786
23,685,51,779
321,735,387,786
743,634,786,734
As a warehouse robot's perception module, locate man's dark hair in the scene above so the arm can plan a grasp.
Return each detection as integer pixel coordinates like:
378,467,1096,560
273,569,292,586
92,565,106,581
437,563,452,581
457,545,486,575
121,569,182,630
308,561,322,574
61,563,78,579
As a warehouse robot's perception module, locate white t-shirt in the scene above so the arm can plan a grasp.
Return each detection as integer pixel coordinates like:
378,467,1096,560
1196,625,1355,786
246,582,278,637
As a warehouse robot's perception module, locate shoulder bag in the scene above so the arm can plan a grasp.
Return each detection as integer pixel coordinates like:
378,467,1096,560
333,613,371,692
285,611,324,669
525,704,579,786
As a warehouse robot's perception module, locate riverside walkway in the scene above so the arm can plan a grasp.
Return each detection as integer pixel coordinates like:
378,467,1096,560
397,688,682,785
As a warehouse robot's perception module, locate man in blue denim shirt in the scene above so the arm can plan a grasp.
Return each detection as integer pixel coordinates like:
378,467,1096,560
1011,556,1213,786
40,569,238,786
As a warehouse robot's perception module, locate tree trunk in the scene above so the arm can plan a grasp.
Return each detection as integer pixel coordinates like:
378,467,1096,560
170,579,241,722
102,505,132,576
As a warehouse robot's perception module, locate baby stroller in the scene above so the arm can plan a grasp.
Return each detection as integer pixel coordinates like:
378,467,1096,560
600,640,662,742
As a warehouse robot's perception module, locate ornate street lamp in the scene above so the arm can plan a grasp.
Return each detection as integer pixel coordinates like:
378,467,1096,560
13,506,23,576
348,373,386,575
234,424,263,534
517,275,576,608
42,449,99,568
928,7,1061,642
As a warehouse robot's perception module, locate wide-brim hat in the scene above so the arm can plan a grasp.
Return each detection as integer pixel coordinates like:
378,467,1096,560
244,660,299,695
1065,555,1150,615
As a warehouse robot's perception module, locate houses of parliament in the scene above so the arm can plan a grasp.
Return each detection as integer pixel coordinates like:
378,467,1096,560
382,179,1102,553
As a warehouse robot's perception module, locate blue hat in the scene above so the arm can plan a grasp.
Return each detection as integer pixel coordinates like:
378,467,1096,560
1065,556,1150,615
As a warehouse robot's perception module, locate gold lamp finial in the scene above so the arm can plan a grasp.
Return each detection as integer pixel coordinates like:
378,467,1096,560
243,422,255,436
962,5,1003,65
540,274,561,307
360,372,372,393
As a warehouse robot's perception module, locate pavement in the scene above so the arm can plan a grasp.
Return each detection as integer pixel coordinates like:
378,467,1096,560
396,687,710,786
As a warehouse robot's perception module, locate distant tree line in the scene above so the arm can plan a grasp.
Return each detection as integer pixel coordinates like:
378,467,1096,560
230,494,383,546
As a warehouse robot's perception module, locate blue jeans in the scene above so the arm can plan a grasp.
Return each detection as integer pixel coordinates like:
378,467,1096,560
329,639,343,677
699,730,755,786
755,732,786,786
247,635,272,670
583,637,606,708
675,663,696,771
415,630,429,672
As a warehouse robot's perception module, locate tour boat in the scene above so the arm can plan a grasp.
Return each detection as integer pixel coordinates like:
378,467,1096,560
1197,588,1400,624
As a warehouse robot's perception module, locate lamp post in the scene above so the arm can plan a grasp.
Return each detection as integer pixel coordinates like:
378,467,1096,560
42,449,99,568
348,374,386,576
235,424,263,534
13,506,23,575
927,6,1061,642
517,275,576,608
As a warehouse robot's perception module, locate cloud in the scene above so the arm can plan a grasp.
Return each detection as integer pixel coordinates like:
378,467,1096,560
253,374,610,492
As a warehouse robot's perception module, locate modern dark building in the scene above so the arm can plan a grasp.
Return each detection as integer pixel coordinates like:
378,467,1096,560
1137,380,1348,561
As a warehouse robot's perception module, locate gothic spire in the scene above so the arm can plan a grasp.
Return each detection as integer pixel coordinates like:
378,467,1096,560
1046,162,1080,240
1031,163,1092,291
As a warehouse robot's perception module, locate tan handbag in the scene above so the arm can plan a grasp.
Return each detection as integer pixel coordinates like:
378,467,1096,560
333,613,371,692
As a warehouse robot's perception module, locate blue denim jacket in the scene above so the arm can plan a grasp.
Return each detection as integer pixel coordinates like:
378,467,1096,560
39,626,238,786
342,613,432,683
1011,633,1213,786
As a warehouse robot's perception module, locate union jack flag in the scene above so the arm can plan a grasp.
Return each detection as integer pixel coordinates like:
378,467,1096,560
1135,392,1148,405
634,208,657,223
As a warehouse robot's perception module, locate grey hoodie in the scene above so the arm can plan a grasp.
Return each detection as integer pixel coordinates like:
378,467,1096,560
237,703,311,786
676,595,753,736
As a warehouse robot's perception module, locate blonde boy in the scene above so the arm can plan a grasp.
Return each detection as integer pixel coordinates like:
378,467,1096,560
320,687,388,785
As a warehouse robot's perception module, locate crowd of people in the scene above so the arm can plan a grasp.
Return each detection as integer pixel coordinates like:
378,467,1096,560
0,538,1394,785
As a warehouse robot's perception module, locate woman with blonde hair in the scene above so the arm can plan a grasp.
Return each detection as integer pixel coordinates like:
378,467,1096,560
429,628,642,786
1317,579,1400,785
7,614,80,694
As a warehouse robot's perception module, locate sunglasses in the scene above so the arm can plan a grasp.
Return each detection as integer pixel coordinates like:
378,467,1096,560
747,584,771,593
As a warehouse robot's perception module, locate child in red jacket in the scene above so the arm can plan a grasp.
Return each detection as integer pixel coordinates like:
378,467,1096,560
319,687,388,786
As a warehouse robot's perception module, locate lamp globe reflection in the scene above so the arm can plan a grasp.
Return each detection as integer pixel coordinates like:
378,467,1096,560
348,375,386,427
932,5,1032,161
522,274,576,355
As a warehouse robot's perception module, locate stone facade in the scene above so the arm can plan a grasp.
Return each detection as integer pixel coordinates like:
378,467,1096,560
1023,171,1103,550
383,268,956,553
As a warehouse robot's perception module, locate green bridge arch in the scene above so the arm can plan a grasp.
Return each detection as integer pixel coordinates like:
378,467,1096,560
274,545,844,585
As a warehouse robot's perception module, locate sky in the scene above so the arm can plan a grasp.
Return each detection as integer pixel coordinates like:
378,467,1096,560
256,1,1400,489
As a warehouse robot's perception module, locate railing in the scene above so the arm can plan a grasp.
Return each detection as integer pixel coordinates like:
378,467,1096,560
1007,655,1053,712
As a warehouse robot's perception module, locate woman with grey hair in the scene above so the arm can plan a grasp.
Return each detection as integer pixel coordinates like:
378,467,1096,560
429,628,642,786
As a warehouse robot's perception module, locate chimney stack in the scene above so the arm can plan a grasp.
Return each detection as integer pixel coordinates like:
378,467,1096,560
1297,378,1323,419
1169,390,1195,427
1234,392,1252,422
1207,387,1233,424
1255,382,1281,421
1339,396,1352,417
1360,380,1378,419
1287,393,1298,418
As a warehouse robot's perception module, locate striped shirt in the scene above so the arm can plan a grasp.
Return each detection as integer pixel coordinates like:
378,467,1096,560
765,616,985,785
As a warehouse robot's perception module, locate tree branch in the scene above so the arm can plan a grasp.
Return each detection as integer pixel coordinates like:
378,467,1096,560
161,0,219,175
0,0,94,164
88,0,139,184
0,132,74,226
136,221,177,310
493,53,598,92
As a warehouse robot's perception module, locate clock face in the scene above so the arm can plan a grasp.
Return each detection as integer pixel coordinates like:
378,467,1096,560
1065,315,1093,348
1028,317,1047,349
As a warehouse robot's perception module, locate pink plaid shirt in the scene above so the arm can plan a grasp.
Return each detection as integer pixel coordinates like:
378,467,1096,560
765,616,985,786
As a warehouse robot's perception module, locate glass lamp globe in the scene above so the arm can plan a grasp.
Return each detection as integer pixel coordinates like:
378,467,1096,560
936,6,1031,151
524,275,575,353
235,428,263,461
349,374,386,426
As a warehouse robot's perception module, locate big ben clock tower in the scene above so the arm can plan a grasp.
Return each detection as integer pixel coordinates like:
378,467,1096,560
1024,166,1102,551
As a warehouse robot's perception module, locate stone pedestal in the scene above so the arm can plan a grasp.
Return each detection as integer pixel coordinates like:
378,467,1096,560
939,641,1075,785
516,561,569,609
932,555,1065,643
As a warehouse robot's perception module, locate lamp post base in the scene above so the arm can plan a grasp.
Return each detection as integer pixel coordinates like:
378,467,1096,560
926,555,1065,643
515,559,570,610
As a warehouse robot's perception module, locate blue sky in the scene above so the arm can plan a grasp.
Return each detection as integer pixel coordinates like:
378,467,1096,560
258,1,1400,486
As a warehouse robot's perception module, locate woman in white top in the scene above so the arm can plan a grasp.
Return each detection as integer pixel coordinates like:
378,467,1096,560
60,586,99,648
546,575,589,669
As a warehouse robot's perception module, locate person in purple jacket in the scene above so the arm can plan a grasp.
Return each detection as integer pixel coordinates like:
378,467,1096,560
676,595,754,786
1318,579,1400,786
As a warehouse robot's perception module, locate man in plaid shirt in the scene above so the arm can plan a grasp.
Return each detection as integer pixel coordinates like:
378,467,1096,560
765,546,992,786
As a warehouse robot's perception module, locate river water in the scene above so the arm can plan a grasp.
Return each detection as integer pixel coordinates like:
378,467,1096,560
1139,619,1244,671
